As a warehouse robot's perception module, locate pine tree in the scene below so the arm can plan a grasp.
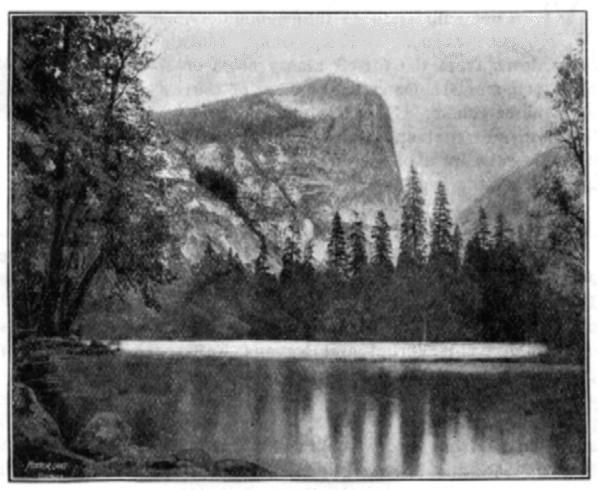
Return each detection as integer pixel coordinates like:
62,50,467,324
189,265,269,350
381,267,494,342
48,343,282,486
464,208,492,281
189,239,228,294
226,249,244,275
301,241,315,276
254,239,269,275
452,224,463,267
204,240,216,260
429,181,454,264
371,210,394,272
475,207,491,250
348,218,368,276
493,212,511,249
399,165,427,268
281,228,301,283
327,211,348,275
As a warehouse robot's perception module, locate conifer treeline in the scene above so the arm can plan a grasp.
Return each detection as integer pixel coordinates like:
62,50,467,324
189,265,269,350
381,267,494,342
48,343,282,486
281,167,460,278
184,166,577,346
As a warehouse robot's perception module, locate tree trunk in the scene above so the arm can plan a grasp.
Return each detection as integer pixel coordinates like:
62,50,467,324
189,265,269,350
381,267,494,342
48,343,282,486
59,251,105,336
39,176,66,337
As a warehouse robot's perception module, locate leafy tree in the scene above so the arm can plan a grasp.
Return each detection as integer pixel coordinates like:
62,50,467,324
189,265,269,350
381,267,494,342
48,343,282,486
348,218,368,276
535,41,585,284
485,237,536,342
429,181,454,268
371,210,394,272
546,38,584,171
524,40,586,352
11,15,175,336
326,211,348,275
398,166,426,269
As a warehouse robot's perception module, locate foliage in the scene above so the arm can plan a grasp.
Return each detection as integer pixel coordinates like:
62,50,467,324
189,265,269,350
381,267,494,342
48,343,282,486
348,218,367,276
194,167,239,208
176,196,552,345
11,15,177,337
280,227,302,285
326,211,348,276
371,210,394,273
398,165,426,269
429,181,454,269
254,239,269,276
524,39,586,352
35,39,584,353
451,224,463,268
545,38,584,172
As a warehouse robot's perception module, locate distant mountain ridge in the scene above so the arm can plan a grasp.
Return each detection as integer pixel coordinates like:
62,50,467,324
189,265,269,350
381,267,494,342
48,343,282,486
155,76,404,265
457,146,575,240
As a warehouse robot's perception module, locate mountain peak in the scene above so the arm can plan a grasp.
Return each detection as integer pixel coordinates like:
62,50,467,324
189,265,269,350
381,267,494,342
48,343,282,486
156,78,403,264
275,75,371,100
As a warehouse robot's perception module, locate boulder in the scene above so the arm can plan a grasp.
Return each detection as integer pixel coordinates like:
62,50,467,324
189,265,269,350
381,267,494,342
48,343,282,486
157,464,210,477
12,383,67,473
72,412,132,461
83,446,210,477
212,459,274,477
174,447,213,471
83,458,146,477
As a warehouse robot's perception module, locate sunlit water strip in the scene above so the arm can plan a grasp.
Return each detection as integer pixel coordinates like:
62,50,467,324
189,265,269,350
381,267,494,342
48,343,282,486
116,340,548,360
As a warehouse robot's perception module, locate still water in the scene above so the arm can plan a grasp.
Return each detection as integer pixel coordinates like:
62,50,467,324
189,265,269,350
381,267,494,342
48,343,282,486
55,353,586,477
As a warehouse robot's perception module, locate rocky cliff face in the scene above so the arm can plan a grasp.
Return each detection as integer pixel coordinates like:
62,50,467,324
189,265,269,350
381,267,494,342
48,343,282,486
155,76,403,266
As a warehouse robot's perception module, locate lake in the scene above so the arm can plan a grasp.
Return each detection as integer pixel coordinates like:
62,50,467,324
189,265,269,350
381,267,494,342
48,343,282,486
53,342,586,477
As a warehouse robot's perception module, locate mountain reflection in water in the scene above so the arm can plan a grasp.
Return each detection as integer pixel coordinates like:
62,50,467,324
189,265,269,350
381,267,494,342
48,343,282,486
55,356,586,477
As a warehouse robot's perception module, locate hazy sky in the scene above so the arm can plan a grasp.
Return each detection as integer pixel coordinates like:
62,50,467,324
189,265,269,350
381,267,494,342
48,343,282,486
137,13,584,212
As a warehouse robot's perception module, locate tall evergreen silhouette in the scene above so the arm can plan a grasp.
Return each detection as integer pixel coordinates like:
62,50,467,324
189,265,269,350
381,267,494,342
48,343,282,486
327,211,348,274
371,210,394,272
281,227,301,283
348,218,368,276
475,207,491,250
429,181,454,266
493,212,511,249
398,165,427,268
254,239,269,275
302,241,315,276
464,207,491,280
452,224,463,267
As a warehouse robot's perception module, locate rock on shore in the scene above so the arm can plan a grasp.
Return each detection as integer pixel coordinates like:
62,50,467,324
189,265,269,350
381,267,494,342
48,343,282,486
13,396,273,478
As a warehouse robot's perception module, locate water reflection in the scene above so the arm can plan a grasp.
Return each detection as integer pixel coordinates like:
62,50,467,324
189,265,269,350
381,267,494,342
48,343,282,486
56,356,586,477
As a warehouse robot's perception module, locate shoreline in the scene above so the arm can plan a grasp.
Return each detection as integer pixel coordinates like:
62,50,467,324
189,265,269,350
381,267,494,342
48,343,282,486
116,339,551,361
15,336,583,365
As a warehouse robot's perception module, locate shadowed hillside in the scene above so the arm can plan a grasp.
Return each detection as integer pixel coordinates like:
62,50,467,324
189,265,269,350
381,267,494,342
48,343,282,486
458,147,577,239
